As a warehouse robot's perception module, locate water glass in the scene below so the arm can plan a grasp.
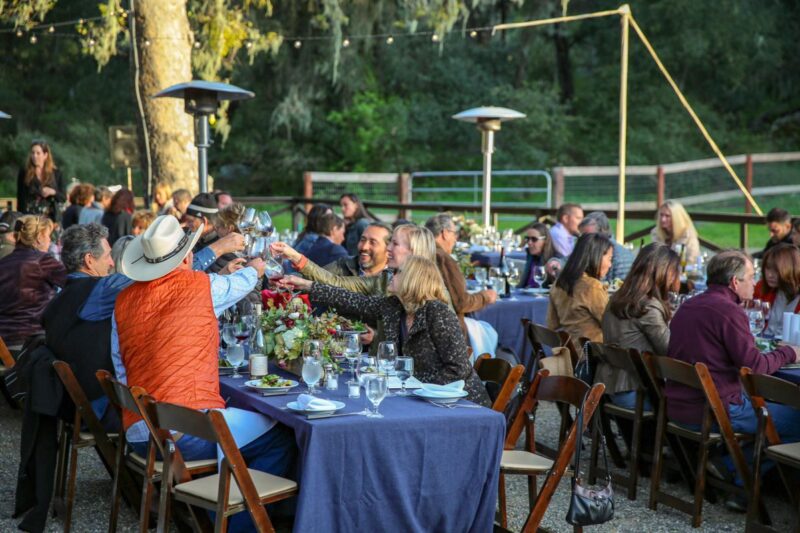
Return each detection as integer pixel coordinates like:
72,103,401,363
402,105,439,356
377,341,397,376
474,268,487,289
532,266,546,288
364,375,388,418
226,345,245,379
343,333,361,377
395,356,414,396
302,357,323,394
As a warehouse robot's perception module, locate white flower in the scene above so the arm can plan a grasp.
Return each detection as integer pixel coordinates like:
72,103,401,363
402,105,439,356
288,312,300,320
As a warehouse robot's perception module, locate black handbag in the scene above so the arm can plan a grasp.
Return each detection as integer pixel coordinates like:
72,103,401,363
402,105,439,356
565,392,615,526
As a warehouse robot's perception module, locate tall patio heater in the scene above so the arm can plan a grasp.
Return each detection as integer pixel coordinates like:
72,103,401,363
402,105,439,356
154,81,254,193
453,106,525,228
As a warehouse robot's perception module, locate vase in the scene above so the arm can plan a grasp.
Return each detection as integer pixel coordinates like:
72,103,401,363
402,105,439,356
282,357,304,378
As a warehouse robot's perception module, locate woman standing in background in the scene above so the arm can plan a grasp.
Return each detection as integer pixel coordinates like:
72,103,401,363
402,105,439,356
16,140,65,221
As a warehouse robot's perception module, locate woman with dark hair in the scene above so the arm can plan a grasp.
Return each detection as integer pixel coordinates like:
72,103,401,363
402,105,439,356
293,203,332,256
547,232,613,342
600,243,680,407
61,183,95,230
519,222,563,288
16,140,65,220
101,189,135,245
755,243,800,337
340,193,372,255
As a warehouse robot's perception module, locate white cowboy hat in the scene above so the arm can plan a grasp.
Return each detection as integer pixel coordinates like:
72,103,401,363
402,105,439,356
120,215,204,282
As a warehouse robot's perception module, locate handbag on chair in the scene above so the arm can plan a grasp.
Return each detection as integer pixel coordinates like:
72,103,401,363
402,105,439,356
565,391,615,526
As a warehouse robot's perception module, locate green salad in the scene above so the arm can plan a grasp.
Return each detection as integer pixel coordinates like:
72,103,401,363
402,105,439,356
260,374,294,387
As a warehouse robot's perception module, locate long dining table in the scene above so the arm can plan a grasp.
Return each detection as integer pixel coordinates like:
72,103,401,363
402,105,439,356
220,370,505,533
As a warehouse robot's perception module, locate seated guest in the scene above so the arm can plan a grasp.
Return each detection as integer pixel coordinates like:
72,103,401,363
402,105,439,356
171,188,192,217
547,233,613,343
324,221,392,277
666,251,800,443
651,200,700,265
579,211,634,281
79,185,112,225
131,210,155,236
61,183,94,230
214,190,233,210
753,207,794,259
425,213,497,332
101,188,134,245
755,244,800,337
305,213,348,267
184,193,220,252
42,223,120,431
151,181,173,215
550,203,584,257
113,216,294,531
299,256,491,407
519,222,563,289
601,243,680,408
0,211,22,260
340,193,374,256
293,203,332,257
0,215,66,351
207,202,246,274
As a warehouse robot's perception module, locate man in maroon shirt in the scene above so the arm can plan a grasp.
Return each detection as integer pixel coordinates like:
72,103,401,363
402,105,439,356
667,250,800,443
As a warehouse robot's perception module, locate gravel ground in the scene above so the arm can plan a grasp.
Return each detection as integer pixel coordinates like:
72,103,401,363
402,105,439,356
0,399,793,532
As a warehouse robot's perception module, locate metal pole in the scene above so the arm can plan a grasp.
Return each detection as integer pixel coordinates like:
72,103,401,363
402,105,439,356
616,5,630,243
481,129,495,228
195,115,210,193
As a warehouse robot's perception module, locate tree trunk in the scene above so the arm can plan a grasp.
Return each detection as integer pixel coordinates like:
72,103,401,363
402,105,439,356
133,0,197,195
553,23,574,104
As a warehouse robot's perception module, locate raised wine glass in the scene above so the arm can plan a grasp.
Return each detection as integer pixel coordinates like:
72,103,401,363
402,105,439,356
257,211,274,237
238,208,256,233
395,356,414,396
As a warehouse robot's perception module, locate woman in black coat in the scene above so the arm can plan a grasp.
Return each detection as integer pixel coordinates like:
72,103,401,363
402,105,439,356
101,189,134,245
16,140,64,220
289,255,491,407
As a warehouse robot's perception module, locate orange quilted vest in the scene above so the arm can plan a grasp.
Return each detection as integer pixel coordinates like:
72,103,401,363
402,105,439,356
115,268,224,430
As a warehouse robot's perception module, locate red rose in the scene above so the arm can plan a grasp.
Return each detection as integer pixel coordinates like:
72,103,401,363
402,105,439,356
327,328,336,335
285,319,296,328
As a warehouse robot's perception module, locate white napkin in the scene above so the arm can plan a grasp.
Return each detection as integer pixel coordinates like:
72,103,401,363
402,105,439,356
296,394,336,411
420,380,465,397
387,376,423,389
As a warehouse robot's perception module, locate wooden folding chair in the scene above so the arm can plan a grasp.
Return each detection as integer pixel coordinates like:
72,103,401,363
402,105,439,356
51,361,140,533
740,367,800,533
0,336,18,408
145,398,298,533
642,354,753,528
524,321,575,375
474,354,524,415
95,370,217,532
586,343,653,500
497,368,605,531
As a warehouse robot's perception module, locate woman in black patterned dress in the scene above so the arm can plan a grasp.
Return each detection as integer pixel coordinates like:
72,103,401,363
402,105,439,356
282,256,490,407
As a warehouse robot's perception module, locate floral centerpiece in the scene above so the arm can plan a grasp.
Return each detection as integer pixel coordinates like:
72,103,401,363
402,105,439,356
451,214,484,239
260,296,365,375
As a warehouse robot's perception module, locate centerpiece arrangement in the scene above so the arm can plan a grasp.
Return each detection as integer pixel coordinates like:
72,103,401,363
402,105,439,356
260,296,365,375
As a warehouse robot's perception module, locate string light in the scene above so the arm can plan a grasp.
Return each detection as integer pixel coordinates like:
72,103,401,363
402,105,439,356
143,39,150,47
293,40,302,49
470,30,478,38
15,29,22,37
245,41,253,49
48,26,55,34
386,36,394,45
29,34,37,44
431,34,439,42
194,40,201,49
342,38,350,48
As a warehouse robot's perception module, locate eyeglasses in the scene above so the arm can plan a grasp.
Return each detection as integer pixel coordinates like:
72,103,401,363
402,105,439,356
525,236,545,243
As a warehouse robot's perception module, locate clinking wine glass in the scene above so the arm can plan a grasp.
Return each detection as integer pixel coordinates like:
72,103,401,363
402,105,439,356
239,208,256,233
256,211,274,237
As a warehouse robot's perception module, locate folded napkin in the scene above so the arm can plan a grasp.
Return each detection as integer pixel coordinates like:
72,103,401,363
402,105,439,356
296,394,336,411
420,380,465,397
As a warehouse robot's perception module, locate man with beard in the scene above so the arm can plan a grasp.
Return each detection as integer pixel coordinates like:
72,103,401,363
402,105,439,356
323,221,391,278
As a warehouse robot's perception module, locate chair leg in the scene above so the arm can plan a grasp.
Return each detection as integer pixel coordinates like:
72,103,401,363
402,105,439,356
498,471,508,529
139,477,156,533
64,438,80,533
588,419,600,485
629,416,642,500
648,417,666,511
691,442,710,528
527,474,538,516
156,480,172,533
53,423,69,516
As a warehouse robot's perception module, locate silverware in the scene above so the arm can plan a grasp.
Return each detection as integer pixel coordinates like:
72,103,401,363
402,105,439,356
425,399,482,409
260,391,301,397
306,411,366,420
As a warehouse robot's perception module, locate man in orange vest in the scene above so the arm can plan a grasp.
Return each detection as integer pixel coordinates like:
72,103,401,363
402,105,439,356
112,215,296,528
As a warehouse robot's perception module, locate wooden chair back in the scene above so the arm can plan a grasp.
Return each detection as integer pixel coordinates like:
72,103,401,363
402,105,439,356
0,336,14,368
474,354,524,414
588,342,639,377
525,322,571,375
151,400,276,532
739,368,800,446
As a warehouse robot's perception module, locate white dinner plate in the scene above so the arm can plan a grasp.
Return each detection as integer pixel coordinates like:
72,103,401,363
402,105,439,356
286,400,345,415
244,379,299,393
413,389,468,404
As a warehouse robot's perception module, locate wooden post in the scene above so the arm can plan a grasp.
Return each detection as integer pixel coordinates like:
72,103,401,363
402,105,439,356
616,5,631,243
742,154,753,250
302,172,313,213
656,166,665,208
398,173,411,220
553,167,565,208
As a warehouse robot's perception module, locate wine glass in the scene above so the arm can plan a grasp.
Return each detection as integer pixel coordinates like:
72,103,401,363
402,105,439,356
474,268,487,289
226,345,245,379
364,375,388,418
302,340,323,395
257,211,274,237
238,208,256,233
532,266,546,288
248,236,269,260
233,318,251,346
748,308,765,338
343,333,361,378
395,356,414,396
377,341,397,377
264,258,285,288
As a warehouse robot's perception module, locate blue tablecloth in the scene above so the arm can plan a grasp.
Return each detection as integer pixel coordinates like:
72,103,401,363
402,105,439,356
220,372,505,533
472,291,549,370
774,367,800,384
470,250,527,267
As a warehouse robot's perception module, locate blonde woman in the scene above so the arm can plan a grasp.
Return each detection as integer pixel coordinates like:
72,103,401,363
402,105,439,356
0,215,66,349
289,256,491,406
151,181,173,215
215,202,246,237
650,200,700,265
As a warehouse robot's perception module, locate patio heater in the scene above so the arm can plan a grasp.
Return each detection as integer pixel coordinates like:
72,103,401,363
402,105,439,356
154,80,254,193
453,106,525,228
